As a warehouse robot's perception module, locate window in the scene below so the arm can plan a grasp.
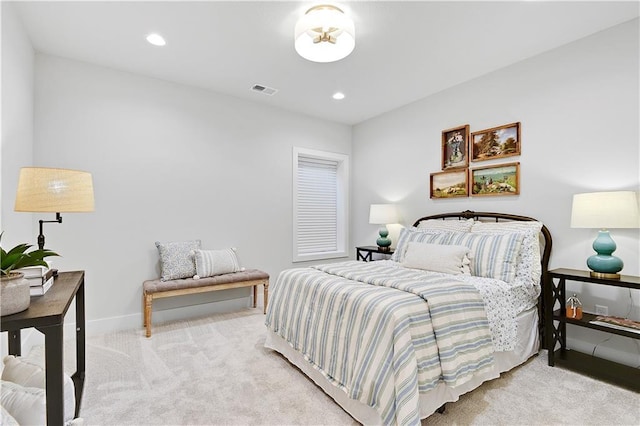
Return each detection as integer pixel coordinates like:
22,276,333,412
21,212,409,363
293,147,349,262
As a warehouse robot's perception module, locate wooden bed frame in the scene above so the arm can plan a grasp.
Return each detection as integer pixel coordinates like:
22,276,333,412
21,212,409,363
412,210,553,348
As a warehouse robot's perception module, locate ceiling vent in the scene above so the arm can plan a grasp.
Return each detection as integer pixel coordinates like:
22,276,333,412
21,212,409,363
251,84,278,96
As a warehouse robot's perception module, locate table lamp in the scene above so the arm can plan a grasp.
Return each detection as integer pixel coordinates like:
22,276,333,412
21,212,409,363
369,204,399,252
570,191,639,279
14,167,95,250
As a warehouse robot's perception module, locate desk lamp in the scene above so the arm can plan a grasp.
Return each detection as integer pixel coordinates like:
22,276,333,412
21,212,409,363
369,204,399,252
14,167,95,250
570,191,639,279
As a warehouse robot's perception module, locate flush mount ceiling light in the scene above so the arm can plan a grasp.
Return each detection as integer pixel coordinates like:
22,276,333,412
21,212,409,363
294,4,355,63
146,33,166,46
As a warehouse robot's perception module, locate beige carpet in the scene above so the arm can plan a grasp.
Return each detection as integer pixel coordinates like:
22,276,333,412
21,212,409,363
66,309,638,425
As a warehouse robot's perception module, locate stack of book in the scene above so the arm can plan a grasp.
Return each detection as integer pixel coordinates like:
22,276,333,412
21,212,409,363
17,265,55,296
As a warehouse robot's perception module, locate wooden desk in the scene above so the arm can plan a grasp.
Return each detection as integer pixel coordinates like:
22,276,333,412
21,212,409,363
1,271,86,424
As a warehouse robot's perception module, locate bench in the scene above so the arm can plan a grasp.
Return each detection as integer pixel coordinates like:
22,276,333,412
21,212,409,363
142,269,269,337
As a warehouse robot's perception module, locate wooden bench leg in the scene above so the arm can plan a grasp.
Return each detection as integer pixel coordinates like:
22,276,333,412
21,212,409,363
144,293,153,338
252,285,257,309
263,280,269,314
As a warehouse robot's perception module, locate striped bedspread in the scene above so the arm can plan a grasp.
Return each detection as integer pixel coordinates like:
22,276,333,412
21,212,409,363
265,261,494,426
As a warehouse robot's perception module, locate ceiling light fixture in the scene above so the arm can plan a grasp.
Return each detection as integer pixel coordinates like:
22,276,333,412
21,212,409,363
146,33,166,46
332,92,345,100
294,4,355,63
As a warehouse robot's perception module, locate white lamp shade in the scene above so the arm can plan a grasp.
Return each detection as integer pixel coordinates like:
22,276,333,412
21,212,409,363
295,5,355,63
570,191,639,229
369,204,398,225
14,167,95,212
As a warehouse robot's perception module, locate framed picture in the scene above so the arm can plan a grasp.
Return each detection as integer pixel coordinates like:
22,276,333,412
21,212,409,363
470,122,521,162
470,162,520,196
441,124,470,170
430,169,469,199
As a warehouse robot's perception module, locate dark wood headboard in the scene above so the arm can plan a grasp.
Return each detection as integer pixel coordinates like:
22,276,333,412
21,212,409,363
412,210,552,348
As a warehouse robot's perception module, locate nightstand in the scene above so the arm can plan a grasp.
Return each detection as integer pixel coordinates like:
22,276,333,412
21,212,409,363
545,268,640,391
356,246,395,262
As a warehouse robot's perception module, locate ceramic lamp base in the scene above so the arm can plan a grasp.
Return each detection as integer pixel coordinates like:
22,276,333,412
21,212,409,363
376,226,392,251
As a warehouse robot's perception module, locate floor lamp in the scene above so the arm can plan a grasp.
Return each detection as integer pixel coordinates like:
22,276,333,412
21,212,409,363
14,167,95,251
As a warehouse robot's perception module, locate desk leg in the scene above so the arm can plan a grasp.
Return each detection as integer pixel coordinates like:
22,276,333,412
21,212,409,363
43,325,65,425
75,280,86,416
8,330,21,356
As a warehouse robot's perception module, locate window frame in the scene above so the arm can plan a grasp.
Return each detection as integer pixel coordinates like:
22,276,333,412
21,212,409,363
292,147,350,262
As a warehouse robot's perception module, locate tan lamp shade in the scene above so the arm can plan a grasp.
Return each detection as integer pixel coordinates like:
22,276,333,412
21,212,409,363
14,167,95,213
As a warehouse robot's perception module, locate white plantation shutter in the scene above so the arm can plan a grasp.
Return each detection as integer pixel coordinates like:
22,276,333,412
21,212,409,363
293,148,349,262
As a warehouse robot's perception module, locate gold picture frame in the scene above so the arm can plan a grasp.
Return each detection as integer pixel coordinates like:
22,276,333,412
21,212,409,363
470,162,520,196
471,122,521,162
430,169,469,199
441,124,470,170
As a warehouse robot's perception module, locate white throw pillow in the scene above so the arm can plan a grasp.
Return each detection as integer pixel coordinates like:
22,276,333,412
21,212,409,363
390,228,450,262
193,248,243,278
2,355,75,424
0,380,46,426
402,242,471,275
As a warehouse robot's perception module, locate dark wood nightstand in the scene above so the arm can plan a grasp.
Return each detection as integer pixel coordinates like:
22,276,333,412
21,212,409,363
545,268,640,391
356,246,395,262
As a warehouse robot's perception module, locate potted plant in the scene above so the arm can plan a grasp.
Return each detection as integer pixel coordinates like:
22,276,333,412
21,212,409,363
1,233,58,316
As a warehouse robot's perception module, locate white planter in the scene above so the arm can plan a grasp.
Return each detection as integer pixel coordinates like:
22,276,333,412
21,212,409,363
1,272,30,316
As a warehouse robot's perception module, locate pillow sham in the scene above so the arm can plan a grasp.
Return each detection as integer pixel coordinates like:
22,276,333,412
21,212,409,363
402,242,471,275
471,221,543,289
155,240,201,281
446,232,524,283
391,228,449,262
193,248,243,278
416,218,474,233
0,380,46,426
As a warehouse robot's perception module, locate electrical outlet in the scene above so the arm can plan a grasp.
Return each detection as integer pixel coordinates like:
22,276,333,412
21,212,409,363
595,304,609,316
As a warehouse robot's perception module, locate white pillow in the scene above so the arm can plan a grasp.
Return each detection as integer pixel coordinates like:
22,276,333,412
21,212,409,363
0,380,46,426
390,228,450,262
402,242,471,275
416,218,474,233
471,221,543,289
193,248,243,278
2,355,75,424
446,232,524,283
0,404,19,426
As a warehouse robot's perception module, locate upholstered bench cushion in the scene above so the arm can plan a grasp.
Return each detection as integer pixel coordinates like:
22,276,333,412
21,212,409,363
143,269,269,294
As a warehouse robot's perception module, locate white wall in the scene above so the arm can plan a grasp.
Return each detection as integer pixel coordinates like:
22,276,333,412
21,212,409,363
16,53,351,332
352,19,640,365
1,2,37,354
1,2,34,245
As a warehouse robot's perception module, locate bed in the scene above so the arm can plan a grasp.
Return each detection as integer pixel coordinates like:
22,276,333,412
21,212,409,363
264,210,552,425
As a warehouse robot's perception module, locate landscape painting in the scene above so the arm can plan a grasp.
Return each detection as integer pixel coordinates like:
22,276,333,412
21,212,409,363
471,162,520,196
430,170,468,198
471,122,521,162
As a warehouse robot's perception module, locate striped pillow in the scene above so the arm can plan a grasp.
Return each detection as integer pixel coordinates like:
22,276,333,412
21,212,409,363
446,232,524,283
416,218,474,233
194,248,242,278
391,228,450,262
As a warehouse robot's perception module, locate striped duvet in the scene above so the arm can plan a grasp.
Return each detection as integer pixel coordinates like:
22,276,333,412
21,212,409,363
265,261,495,425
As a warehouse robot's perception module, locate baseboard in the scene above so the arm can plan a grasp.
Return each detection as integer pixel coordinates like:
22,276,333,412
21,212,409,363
8,296,257,355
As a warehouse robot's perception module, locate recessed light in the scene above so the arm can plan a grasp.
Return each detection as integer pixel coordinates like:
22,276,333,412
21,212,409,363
332,92,345,100
146,33,166,46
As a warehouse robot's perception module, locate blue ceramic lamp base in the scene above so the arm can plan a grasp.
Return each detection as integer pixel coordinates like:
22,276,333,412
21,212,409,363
587,230,623,279
376,226,392,252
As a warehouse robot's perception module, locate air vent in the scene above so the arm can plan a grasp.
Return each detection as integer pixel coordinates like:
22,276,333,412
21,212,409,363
251,84,278,96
